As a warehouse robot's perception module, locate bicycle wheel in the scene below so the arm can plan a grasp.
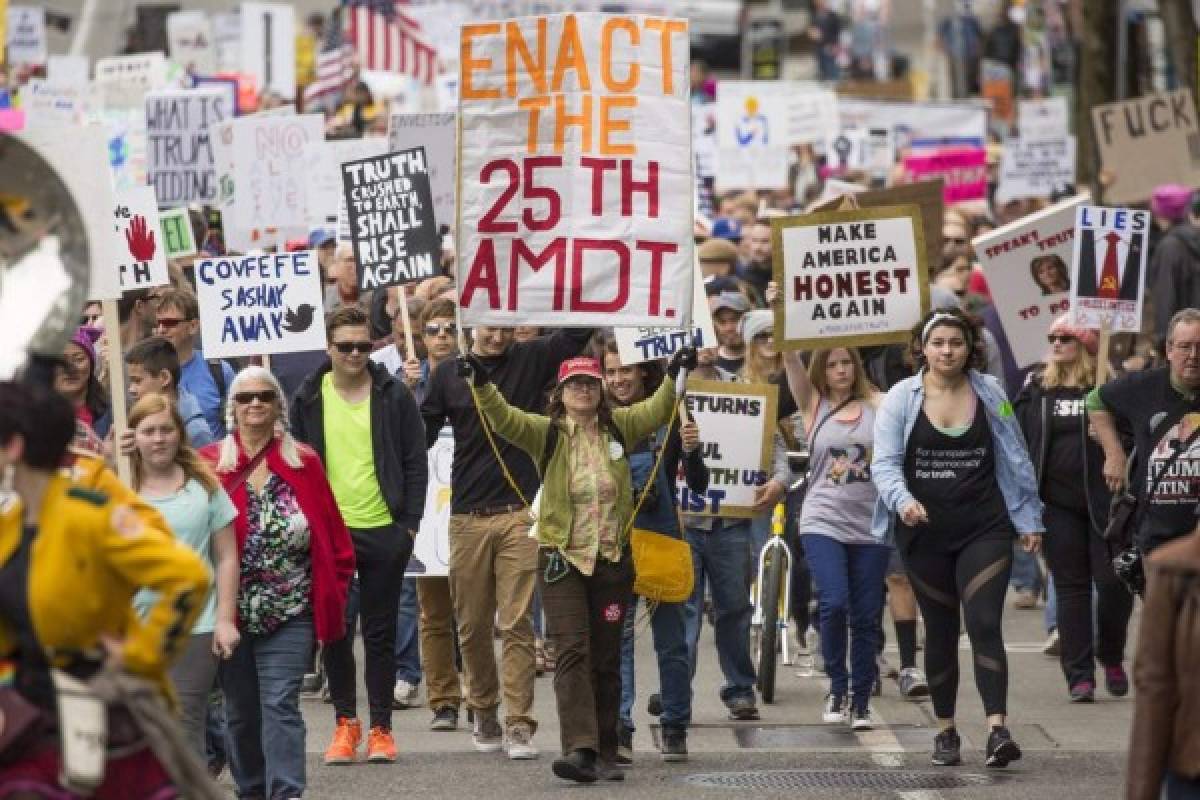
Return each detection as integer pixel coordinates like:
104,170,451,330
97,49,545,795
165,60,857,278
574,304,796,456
757,549,784,704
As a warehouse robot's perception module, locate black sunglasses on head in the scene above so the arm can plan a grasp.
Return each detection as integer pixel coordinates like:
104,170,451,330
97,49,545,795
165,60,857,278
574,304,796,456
233,390,278,405
333,341,373,354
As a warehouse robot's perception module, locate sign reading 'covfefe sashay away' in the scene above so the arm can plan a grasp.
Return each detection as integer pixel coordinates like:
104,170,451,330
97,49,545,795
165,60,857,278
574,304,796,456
679,380,778,519
457,13,694,328
772,205,929,351
195,251,327,358
145,88,233,207
1091,89,1200,205
1069,205,1150,333
342,147,441,290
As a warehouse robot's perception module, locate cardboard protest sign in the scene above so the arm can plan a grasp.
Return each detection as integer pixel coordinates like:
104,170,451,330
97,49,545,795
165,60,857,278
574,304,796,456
409,426,453,577
95,53,168,110
240,2,295,101
997,136,1076,203
167,11,216,75
902,146,987,204
772,205,929,351
6,6,46,65
838,100,987,149
812,180,943,271
716,80,790,190
145,88,233,207
614,260,718,365
159,207,198,258
679,380,779,519
1091,89,1200,205
1018,96,1068,139
194,251,327,358
342,148,441,290
113,187,169,291
973,194,1085,368
229,113,323,242
388,112,456,232
457,13,695,328
1069,205,1150,333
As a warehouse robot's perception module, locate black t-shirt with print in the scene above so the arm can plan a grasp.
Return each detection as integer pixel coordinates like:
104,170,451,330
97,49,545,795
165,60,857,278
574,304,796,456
1099,367,1200,552
1042,387,1089,511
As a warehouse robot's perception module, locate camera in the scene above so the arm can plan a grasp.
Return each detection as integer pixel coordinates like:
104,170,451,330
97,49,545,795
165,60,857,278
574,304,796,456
1112,547,1145,596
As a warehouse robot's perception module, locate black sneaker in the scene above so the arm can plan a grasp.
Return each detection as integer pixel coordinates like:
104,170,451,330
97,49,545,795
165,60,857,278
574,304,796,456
615,721,633,766
430,706,458,731
552,749,598,783
596,760,625,781
726,694,760,721
661,727,688,762
985,726,1022,768
646,693,662,716
931,727,962,766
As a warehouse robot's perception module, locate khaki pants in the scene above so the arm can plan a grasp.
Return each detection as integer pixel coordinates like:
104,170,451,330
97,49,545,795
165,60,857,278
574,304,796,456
447,509,538,731
417,576,462,711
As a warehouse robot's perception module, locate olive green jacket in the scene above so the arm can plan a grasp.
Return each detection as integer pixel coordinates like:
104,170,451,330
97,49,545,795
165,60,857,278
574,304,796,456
474,376,678,552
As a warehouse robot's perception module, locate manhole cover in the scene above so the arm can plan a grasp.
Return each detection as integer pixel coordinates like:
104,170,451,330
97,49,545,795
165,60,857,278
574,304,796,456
684,769,993,790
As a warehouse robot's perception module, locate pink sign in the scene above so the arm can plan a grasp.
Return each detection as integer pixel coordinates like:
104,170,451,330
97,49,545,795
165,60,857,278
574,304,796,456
0,109,27,132
902,147,987,204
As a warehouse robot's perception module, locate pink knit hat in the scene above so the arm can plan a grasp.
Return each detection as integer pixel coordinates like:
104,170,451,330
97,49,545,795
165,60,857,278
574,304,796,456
1151,184,1193,222
1048,314,1099,356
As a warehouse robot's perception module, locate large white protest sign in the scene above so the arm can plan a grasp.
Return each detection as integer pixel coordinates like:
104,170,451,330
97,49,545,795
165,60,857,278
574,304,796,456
973,195,1084,368
409,427,453,578
838,99,987,148
614,260,717,365
997,136,1076,203
1018,96,1068,139
680,380,779,519
167,11,217,75
241,3,296,101
113,187,169,291
7,6,47,66
146,88,233,207
195,251,327,359
1091,89,1200,205
302,137,388,231
773,205,929,350
95,53,168,110
47,55,90,86
788,88,838,146
457,13,694,328
21,80,91,124
229,113,323,241
1069,206,1149,333
716,81,790,191
389,112,456,231
213,13,242,74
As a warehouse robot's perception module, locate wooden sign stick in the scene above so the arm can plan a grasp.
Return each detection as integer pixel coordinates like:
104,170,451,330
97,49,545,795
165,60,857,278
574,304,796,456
399,284,416,360
101,298,132,484
1096,318,1113,384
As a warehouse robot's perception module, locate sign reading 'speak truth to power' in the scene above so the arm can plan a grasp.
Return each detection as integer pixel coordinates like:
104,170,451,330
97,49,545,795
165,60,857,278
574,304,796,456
1091,89,1200,205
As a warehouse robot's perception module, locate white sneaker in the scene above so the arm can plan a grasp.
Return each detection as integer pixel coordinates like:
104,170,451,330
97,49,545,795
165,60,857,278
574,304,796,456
822,693,848,724
850,705,876,731
392,679,419,709
472,714,504,753
504,724,539,760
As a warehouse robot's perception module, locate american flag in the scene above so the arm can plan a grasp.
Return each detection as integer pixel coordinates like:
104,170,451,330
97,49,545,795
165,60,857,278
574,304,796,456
344,0,438,86
304,10,356,111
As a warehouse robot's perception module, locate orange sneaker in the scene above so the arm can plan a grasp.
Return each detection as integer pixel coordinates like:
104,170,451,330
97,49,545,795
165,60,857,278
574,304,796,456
324,717,362,765
367,726,398,763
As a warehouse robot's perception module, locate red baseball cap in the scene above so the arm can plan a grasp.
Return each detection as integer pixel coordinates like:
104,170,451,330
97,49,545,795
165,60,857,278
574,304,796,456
557,357,603,385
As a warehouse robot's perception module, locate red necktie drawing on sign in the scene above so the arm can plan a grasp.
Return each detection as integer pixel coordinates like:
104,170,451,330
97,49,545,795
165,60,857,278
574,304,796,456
125,214,157,262
1099,230,1121,299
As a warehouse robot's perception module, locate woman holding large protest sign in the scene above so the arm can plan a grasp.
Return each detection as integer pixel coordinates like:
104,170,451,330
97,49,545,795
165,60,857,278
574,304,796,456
1013,316,1133,703
459,347,694,783
872,308,1043,769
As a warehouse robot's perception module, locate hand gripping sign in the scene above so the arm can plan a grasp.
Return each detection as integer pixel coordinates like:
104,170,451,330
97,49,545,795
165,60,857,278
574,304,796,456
456,13,695,328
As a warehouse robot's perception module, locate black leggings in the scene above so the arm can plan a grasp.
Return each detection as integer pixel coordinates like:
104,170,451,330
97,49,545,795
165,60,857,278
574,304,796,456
1042,503,1134,685
902,534,1012,719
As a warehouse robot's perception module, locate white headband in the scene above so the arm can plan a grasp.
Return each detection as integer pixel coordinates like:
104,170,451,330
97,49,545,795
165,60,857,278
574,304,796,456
921,312,962,344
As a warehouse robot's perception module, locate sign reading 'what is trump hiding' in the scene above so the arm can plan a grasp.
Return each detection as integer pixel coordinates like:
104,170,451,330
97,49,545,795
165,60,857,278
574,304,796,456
457,13,695,328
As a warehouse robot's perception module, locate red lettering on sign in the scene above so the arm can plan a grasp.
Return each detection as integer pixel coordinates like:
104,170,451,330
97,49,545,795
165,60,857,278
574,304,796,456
571,238,629,312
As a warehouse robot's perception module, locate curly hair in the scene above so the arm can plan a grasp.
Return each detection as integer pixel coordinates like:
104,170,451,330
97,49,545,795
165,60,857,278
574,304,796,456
545,378,616,431
909,308,988,373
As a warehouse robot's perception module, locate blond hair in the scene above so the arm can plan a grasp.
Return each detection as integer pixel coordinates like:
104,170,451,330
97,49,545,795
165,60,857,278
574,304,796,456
1041,349,1096,389
128,393,220,495
216,366,303,472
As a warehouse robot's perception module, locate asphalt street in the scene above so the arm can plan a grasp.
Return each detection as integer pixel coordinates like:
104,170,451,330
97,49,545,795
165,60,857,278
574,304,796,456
224,587,1135,799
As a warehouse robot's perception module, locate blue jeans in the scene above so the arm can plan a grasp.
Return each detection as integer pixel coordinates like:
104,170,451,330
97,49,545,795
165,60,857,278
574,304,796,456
222,614,313,800
1044,579,1057,633
395,577,422,685
684,519,757,704
1011,541,1042,593
1167,770,1200,799
619,595,692,731
801,534,890,704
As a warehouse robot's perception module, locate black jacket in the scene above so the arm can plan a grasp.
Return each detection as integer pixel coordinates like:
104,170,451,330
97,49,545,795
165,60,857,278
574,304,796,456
1151,222,1200,348
290,359,429,532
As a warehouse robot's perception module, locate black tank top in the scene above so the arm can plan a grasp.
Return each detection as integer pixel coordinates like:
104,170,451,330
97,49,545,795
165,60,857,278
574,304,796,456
896,404,1014,552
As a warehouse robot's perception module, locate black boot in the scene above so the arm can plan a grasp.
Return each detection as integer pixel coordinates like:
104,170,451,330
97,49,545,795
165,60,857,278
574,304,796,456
552,748,598,783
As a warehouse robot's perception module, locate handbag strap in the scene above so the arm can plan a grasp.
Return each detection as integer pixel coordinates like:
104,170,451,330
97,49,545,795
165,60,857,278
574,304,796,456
224,443,271,494
623,400,681,540
806,396,855,454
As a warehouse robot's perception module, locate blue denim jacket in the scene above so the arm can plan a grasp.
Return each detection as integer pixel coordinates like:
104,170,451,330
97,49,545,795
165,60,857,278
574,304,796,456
870,369,1044,542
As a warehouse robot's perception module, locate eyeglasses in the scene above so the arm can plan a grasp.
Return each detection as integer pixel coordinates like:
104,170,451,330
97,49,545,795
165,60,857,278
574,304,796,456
563,377,600,391
79,313,102,326
424,323,457,337
1172,341,1200,354
1046,334,1077,344
333,341,373,355
155,317,186,330
233,390,278,405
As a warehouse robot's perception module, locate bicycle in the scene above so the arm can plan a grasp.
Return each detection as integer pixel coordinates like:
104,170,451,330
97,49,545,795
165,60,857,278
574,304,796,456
751,501,793,704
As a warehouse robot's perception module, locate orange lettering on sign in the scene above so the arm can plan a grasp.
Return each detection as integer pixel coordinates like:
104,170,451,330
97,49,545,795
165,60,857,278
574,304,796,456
551,14,591,93
601,18,640,92
519,96,550,151
643,19,686,94
554,93,592,154
462,23,502,100
599,95,636,155
505,18,547,98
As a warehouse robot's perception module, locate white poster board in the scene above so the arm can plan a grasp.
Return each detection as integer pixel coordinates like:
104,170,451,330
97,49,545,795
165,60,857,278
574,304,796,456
167,11,217,75
113,186,170,291
388,112,456,232
145,88,233,207
95,52,168,110
194,251,328,358
47,55,90,86
1017,96,1069,139
996,136,1077,203
301,136,388,233
614,260,718,364
679,380,778,518
240,2,296,101
973,195,1085,368
6,6,47,66
213,13,242,74
229,113,324,243
1069,206,1150,333
408,427,453,577
21,79,91,124
838,99,988,148
715,80,790,190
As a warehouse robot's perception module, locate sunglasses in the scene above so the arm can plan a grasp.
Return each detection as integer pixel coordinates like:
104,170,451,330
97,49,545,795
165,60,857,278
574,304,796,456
424,323,457,337
333,341,372,354
233,390,278,405
1046,334,1077,344
155,317,187,329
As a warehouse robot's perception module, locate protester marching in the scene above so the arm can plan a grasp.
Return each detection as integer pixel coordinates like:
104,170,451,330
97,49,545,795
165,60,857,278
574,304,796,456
2,1,1200,798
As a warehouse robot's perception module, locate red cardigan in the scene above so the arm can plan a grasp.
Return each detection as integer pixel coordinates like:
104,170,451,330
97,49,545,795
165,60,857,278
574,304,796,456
201,435,355,644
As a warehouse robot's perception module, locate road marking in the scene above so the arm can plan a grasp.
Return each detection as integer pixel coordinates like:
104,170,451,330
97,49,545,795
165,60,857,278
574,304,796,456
857,702,945,800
